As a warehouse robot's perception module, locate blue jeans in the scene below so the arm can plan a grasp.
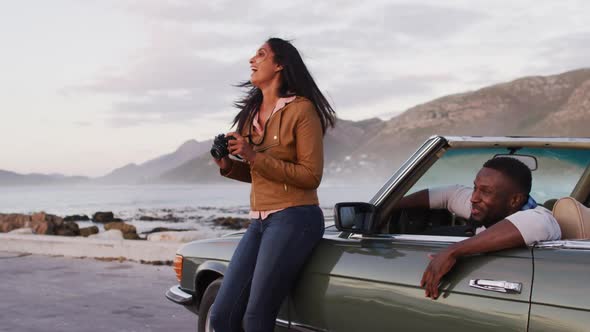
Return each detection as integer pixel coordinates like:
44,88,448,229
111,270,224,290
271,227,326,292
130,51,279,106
210,205,325,332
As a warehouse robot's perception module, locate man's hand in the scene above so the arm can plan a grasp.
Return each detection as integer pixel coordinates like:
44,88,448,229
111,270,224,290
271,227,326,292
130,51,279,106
226,132,256,163
419,219,526,300
420,250,457,299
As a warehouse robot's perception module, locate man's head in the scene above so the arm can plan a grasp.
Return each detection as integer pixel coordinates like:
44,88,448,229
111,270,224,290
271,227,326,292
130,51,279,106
470,157,532,227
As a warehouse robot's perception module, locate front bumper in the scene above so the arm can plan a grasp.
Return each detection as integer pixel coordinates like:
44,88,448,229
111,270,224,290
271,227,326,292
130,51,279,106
165,286,194,305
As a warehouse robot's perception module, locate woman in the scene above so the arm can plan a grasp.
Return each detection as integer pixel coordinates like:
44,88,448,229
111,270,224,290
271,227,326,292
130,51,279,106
210,38,336,332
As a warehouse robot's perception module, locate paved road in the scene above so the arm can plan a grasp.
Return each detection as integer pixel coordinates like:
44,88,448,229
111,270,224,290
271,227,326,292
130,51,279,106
0,251,196,332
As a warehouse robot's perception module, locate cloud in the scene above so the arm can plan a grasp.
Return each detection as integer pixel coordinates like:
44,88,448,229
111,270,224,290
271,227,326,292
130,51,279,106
107,90,238,127
67,1,487,127
530,33,590,74
69,42,249,125
122,0,265,24
328,73,455,109
74,121,92,127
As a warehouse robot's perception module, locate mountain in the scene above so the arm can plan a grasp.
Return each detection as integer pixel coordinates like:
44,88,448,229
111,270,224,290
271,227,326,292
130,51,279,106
96,139,212,184
0,170,89,186
344,68,590,174
159,153,227,183
158,118,386,183
11,68,586,185
161,68,590,183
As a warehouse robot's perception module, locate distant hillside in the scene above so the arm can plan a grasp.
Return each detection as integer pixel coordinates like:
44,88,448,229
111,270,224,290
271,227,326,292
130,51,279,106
350,68,590,174
159,153,227,183
96,139,212,184
159,118,386,183
0,170,89,186
8,68,588,185
155,68,590,183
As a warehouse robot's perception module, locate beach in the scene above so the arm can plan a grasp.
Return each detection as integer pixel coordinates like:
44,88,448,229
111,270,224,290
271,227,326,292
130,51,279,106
0,251,196,332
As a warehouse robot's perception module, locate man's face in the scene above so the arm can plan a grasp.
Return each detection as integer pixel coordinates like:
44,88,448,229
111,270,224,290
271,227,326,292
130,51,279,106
470,167,522,227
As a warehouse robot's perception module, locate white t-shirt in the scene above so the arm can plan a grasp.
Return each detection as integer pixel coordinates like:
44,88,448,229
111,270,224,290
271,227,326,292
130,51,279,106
428,185,561,245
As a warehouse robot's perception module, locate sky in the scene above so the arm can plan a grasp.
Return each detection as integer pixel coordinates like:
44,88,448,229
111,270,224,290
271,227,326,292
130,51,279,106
1,0,589,177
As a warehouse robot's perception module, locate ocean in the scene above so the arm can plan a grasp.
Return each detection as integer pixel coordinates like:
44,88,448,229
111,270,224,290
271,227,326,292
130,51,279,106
0,182,383,237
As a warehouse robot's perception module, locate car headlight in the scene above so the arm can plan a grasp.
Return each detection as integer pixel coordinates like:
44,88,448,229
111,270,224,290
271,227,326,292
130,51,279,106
173,254,183,282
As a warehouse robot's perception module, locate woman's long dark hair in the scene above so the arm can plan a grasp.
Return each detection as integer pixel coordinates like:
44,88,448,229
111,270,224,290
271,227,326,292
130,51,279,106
232,38,336,135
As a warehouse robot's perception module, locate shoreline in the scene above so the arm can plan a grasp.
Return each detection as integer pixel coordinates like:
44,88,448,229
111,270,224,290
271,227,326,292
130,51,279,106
0,233,183,264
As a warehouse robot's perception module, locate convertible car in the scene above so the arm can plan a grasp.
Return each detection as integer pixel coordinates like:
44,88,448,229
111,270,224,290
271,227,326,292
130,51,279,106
166,136,590,332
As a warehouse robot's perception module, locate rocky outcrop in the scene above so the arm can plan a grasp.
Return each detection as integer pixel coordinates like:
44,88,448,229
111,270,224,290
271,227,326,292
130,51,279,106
79,226,99,237
0,212,79,236
104,222,140,240
0,214,32,233
210,217,250,230
138,214,181,222
141,227,191,235
55,221,80,236
92,212,123,223
63,214,90,221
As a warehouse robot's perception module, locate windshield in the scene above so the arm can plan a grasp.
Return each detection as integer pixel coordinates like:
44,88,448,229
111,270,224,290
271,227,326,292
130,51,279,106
409,147,590,204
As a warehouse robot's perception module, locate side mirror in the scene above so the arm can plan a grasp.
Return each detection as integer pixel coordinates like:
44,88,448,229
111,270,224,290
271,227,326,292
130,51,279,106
334,202,379,234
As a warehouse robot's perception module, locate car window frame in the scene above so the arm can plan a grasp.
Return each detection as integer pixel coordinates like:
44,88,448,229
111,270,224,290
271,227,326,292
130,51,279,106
367,136,590,240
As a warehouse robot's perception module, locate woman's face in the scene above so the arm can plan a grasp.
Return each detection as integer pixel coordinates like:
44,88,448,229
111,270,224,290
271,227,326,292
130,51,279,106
249,43,282,88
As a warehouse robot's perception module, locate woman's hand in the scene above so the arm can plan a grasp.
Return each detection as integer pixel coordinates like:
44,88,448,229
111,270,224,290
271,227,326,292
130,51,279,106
227,132,257,163
213,156,232,172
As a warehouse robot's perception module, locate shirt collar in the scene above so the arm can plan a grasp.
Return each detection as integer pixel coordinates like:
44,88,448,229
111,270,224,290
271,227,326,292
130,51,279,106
521,195,538,210
252,96,297,134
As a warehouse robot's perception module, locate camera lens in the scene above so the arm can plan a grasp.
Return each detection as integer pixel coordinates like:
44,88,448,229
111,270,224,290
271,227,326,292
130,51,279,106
211,147,223,160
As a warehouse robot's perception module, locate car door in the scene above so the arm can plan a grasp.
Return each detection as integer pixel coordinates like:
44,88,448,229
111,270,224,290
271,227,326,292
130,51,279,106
288,233,533,332
528,241,590,332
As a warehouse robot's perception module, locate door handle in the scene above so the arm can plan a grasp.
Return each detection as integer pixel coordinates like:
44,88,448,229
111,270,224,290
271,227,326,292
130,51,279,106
469,279,522,294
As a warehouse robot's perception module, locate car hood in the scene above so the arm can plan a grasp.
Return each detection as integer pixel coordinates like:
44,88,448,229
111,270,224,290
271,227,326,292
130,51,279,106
176,234,243,262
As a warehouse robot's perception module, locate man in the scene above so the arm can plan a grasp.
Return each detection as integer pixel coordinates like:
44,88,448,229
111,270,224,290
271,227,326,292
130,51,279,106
398,157,561,299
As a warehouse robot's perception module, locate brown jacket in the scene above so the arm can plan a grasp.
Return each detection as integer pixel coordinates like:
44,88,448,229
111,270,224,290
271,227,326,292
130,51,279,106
221,96,323,210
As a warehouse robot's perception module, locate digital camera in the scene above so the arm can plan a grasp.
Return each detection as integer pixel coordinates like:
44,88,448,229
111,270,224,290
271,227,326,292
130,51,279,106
210,134,236,160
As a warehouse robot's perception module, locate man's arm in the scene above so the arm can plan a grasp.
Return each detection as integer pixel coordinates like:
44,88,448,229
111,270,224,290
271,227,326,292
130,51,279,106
420,219,525,299
397,189,430,209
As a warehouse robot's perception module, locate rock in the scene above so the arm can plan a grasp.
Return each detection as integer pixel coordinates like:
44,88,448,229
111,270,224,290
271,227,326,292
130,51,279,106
139,214,181,222
123,232,141,240
105,222,136,234
141,227,191,235
63,214,90,221
0,213,31,232
88,229,124,240
0,212,64,235
79,226,99,237
0,213,81,236
92,211,121,223
8,227,33,234
104,222,140,240
147,231,209,243
30,212,63,235
210,217,250,230
54,221,80,236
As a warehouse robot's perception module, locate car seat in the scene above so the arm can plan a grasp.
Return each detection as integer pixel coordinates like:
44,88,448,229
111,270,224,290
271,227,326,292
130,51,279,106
552,197,590,240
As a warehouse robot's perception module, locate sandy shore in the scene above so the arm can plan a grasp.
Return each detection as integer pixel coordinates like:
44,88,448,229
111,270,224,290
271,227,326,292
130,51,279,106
0,233,183,263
